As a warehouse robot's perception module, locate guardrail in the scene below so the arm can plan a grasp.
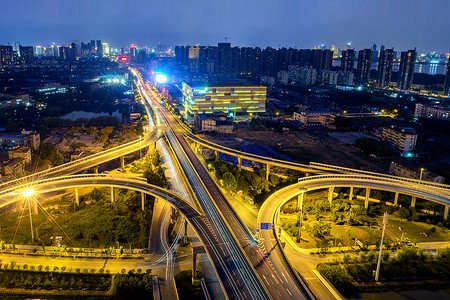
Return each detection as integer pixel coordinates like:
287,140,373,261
0,131,158,191
0,174,147,199
309,162,450,191
297,174,450,199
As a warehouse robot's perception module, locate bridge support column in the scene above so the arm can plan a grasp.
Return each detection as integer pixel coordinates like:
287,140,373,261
297,192,304,210
394,192,399,206
141,192,145,211
192,246,205,279
215,150,219,159
328,187,334,204
75,188,79,206
110,187,115,203
93,166,99,174
238,156,242,171
120,156,125,169
349,187,354,201
411,196,416,208
365,188,371,209
266,164,271,181
444,205,449,220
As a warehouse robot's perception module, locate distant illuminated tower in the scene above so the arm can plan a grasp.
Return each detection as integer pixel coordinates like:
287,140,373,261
130,45,138,57
96,40,103,56
341,49,355,72
397,50,417,90
356,49,372,84
444,56,450,96
377,48,394,87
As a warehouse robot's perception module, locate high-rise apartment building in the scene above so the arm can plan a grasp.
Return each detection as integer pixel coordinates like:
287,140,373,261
217,42,232,73
397,50,416,90
0,45,14,67
377,48,394,87
182,83,266,116
444,56,450,96
356,49,372,84
19,46,34,64
311,49,332,70
341,49,355,72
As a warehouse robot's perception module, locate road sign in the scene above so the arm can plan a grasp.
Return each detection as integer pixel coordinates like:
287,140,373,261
260,223,272,230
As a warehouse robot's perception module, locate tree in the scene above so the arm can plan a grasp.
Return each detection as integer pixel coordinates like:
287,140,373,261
334,116,352,130
151,148,161,167
312,221,332,252
398,207,410,222
38,142,64,166
222,172,237,191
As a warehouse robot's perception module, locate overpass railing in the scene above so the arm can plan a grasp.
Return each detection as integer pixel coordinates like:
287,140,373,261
0,131,158,191
296,174,450,200
0,174,147,199
185,135,450,191
309,162,450,191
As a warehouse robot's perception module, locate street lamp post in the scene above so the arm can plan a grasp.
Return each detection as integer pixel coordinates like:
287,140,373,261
419,168,425,181
375,212,389,282
28,199,34,243
298,187,307,242
22,190,35,243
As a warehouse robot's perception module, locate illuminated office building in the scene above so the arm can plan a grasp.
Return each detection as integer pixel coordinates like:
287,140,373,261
182,83,266,116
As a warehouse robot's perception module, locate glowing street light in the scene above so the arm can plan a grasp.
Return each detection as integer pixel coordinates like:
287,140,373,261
22,189,34,197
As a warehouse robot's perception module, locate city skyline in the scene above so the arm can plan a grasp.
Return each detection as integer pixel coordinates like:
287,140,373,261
1,0,450,52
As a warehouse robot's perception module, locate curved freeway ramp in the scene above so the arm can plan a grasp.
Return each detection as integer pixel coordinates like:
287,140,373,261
0,174,265,300
0,129,162,191
258,175,450,299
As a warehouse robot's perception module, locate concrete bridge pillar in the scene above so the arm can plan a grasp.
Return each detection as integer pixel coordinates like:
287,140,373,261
297,192,304,210
444,205,449,220
141,192,145,211
120,156,125,169
192,246,206,279
238,157,242,171
110,187,115,203
93,166,99,174
349,187,354,201
394,192,399,206
215,150,219,159
75,188,79,206
328,187,334,204
411,196,416,208
365,187,371,209
266,164,271,181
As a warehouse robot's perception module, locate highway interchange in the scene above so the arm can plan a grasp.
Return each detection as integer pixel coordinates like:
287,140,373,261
0,68,449,299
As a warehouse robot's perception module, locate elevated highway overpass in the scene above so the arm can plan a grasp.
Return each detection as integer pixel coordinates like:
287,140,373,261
0,174,265,300
257,174,450,299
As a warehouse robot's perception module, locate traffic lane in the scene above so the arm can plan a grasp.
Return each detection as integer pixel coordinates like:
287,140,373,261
172,136,264,299
179,133,301,300
141,78,272,299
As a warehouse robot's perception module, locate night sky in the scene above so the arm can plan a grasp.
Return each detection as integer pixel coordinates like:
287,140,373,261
1,0,449,52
